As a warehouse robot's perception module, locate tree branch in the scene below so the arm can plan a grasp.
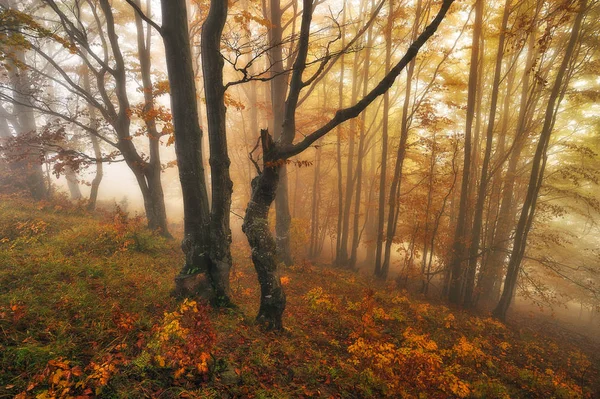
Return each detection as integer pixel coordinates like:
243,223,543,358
280,0,456,159
124,0,163,36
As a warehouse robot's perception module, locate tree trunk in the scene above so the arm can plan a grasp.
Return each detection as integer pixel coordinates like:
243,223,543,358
309,139,323,259
201,0,233,305
493,0,585,321
447,0,482,304
161,0,213,296
242,130,286,330
65,166,83,200
6,32,46,200
349,7,375,269
134,0,171,238
334,3,346,262
337,50,362,266
269,0,293,266
463,0,510,307
379,0,423,280
479,13,539,304
374,0,394,276
82,68,103,212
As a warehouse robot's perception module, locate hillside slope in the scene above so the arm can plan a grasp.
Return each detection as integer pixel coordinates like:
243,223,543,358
0,195,598,398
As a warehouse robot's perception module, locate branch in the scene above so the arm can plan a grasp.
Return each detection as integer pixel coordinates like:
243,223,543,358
296,0,385,107
124,0,163,36
280,0,456,159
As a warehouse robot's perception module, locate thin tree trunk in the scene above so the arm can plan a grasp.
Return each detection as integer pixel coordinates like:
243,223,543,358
379,0,423,280
81,66,103,211
337,49,361,266
463,0,510,307
134,0,170,237
309,139,323,259
349,4,375,269
374,0,394,276
447,0,482,303
479,12,539,304
493,0,585,321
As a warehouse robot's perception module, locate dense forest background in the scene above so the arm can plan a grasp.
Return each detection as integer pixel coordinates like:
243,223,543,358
0,0,599,397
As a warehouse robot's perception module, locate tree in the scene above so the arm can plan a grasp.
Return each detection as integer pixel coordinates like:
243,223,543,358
242,0,456,329
447,0,483,303
0,0,172,236
493,0,587,321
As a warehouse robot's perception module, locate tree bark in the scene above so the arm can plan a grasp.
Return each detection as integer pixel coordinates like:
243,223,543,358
374,0,394,276
134,0,170,237
161,0,213,297
479,10,540,304
201,0,233,305
349,4,375,269
270,0,293,266
242,130,286,330
81,67,103,212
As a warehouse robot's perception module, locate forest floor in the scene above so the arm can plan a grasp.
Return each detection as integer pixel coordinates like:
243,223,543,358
0,194,599,399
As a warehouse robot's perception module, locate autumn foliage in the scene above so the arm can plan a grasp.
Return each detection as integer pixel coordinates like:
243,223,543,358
0,196,597,398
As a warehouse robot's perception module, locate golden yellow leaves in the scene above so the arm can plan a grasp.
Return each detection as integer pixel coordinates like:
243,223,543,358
305,287,336,311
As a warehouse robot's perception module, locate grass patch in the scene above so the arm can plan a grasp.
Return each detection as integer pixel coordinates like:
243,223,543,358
0,194,598,398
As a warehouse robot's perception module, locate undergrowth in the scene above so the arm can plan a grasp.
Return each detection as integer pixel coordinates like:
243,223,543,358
0,194,598,398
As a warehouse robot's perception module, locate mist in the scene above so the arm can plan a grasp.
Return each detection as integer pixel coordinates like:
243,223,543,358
1,0,599,397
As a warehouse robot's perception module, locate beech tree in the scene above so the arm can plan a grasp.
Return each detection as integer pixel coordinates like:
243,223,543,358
241,0,456,329
0,0,172,235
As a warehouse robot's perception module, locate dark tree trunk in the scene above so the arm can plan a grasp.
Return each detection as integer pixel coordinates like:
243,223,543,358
241,0,455,329
242,130,286,330
161,0,213,295
201,0,233,304
270,0,293,266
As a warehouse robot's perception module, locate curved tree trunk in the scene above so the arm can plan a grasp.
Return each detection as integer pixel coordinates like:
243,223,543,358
135,0,171,238
243,130,286,330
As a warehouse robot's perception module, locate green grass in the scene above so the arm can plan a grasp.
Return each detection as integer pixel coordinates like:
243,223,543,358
0,194,598,398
